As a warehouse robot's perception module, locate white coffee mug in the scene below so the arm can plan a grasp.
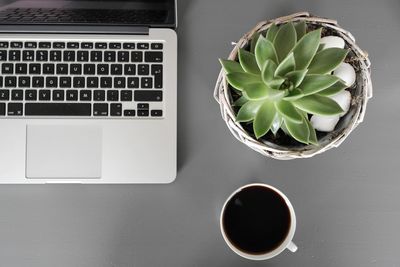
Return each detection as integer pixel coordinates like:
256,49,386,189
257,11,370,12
220,183,298,260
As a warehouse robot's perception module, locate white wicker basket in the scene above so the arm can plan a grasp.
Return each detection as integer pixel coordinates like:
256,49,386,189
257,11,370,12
214,12,373,160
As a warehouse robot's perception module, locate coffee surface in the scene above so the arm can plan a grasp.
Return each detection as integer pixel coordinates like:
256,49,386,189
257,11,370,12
222,186,291,254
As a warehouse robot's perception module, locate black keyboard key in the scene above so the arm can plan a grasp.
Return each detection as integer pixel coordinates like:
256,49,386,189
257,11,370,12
127,77,139,88
124,64,136,75
131,51,143,62
111,64,123,75
81,42,93,49
114,77,125,88
91,51,102,62
5,77,16,87
109,43,121,49
0,90,9,100
104,51,116,62
50,50,62,61
24,42,36,49
80,90,91,101
39,90,51,101
135,90,162,102
121,90,132,101
137,110,149,117
53,90,64,101
36,50,48,61
0,42,9,48
16,63,28,74
151,110,163,117
46,77,58,88
39,42,51,48
138,64,149,75
137,103,149,109
110,103,122,116
152,64,163,89
151,43,163,50
77,51,89,62
22,50,35,61
93,103,108,116
56,64,68,75
53,42,65,49
25,90,37,101
60,77,72,88
0,103,4,116
145,51,163,62
29,64,40,74
11,42,23,48
11,89,23,100
137,43,149,49
94,90,105,101
87,77,99,88
32,76,44,87
66,90,78,101
84,64,95,75
124,110,135,117
97,64,109,75
117,51,129,62
73,77,85,88
67,42,79,49
101,77,112,88
0,76,2,87
141,77,153,88
123,43,135,49
43,64,55,74
95,43,107,49
8,103,23,116
2,63,13,74
18,76,30,87
9,50,21,61
63,50,75,61
0,50,7,61
25,103,91,116
70,64,82,75
107,90,119,101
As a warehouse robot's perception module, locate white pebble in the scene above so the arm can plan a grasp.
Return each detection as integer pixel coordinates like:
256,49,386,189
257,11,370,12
330,90,352,116
320,36,345,49
311,115,340,132
333,63,356,87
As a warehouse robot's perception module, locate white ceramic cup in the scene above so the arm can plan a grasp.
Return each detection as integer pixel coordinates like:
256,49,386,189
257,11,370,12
220,183,298,260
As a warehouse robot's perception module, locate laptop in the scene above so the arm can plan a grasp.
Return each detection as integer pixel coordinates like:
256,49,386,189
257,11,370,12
0,0,177,184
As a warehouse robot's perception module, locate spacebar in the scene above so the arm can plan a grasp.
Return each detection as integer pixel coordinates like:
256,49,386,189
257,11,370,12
25,103,92,116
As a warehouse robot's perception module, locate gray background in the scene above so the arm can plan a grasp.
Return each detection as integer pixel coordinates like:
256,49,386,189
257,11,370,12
0,0,399,266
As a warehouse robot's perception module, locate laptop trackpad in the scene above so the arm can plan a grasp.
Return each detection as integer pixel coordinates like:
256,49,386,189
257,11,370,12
26,125,102,179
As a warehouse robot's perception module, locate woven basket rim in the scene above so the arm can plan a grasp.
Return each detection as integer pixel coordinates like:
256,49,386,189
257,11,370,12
214,12,373,160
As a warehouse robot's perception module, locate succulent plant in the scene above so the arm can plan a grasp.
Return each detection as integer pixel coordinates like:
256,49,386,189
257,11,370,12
220,21,350,145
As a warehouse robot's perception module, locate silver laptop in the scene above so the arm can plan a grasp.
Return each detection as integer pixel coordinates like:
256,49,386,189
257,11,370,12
0,0,177,184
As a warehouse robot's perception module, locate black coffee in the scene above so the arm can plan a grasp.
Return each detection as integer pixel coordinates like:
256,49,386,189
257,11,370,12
222,185,291,255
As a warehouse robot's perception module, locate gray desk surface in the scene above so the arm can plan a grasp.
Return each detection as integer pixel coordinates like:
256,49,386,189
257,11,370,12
0,0,398,266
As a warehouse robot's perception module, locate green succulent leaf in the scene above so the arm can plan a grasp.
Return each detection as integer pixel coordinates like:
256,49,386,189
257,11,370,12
283,88,304,101
275,101,303,124
261,60,277,84
219,59,244,74
250,32,261,53
275,52,295,77
242,82,270,100
284,117,310,144
236,101,263,122
285,69,308,88
253,100,276,138
308,48,349,74
267,77,285,89
266,23,279,42
318,81,348,96
317,43,325,52
238,49,260,75
292,28,321,70
233,96,248,106
294,21,307,40
255,36,278,69
273,22,297,62
293,95,344,116
270,114,283,135
226,72,261,91
299,74,339,96
304,116,318,145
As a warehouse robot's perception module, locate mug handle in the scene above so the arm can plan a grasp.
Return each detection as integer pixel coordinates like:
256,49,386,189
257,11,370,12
287,241,298,253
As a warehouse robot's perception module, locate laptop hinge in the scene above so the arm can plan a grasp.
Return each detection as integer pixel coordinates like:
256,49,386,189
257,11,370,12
0,25,149,35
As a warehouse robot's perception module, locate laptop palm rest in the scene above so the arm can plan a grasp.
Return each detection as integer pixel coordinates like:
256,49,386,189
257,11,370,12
26,125,102,179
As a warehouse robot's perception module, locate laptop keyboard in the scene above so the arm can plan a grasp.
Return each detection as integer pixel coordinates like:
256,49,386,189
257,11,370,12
0,39,164,118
